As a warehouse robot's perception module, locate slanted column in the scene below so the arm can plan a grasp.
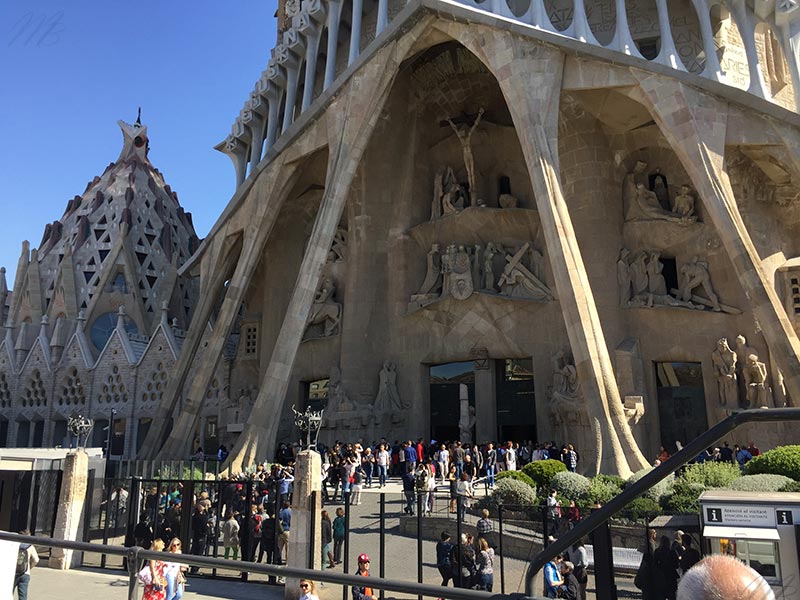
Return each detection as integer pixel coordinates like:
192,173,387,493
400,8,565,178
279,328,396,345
267,61,288,143
692,0,724,81
610,0,643,57
376,0,389,34
324,0,344,88
248,89,270,160
775,20,800,111
570,0,599,45
654,0,685,70
276,41,302,134
730,0,769,98
298,6,325,111
349,0,364,65
242,106,265,171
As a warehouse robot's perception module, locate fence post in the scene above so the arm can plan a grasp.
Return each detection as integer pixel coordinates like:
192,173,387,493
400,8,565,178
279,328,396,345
100,478,113,568
180,479,193,565
379,493,385,600
122,477,141,571
241,479,254,581
456,496,463,588
126,546,140,600
592,513,618,600
542,505,549,547
343,492,351,600
417,491,423,600
498,503,505,594
308,491,317,570
212,480,223,577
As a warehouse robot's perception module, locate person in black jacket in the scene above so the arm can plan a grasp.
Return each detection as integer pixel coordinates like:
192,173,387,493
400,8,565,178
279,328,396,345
190,503,209,573
653,535,679,600
321,510,335,569
559,561,580,600
436,531,453,586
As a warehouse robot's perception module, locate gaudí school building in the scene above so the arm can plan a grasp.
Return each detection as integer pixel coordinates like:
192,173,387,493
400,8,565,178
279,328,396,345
4,0,800,476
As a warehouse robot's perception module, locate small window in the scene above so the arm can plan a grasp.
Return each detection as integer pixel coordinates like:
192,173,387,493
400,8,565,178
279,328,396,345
244,325,258,356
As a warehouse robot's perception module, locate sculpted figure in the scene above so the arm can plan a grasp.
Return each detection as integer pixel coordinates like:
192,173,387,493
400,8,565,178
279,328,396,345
629,252,653,307
374,361,404,414
431,170,444,220
650,168,670,210
647,252,668,295
459,405,476,445
327,227,347,262
549,351,591,448
622,161,648,220
471,245,482,290
483,242,498,291
632,183,696,224
441,168,462,215
416,244,442,295
306,277,342,337
672,185,696,218
440,244,456,297
680,257,721,311
711,338,738,407
447,108,484,202
498,193,518,208
498,243,553,301
617,249,632,307
449,245,474,300
744,354,769,408
327,367,353,414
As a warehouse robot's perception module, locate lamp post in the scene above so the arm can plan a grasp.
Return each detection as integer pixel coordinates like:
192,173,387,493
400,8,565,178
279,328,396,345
105,408,117,477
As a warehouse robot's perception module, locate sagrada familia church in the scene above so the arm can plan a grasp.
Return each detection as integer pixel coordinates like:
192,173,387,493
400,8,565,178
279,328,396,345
3,0,800,476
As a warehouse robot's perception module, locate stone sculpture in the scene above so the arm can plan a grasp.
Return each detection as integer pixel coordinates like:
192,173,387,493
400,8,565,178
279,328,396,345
431,167,465,220
623,396,645,425
679,257,721,311
672,185,696,218
447,107,484,203
326,367,353,414
448,245,474,300
431,170,444,220
304,277,341,338
617,249,633,307
373,361,404,414
498,193,518,208
623,162,697,224
711,338,738,406
498,243,554,301
483,242,498,291
744,354,769,408
416,244,442,296
327,227,348,262
646,251,668,295
549,351,592,454
459,404,476,444
471,244,482,289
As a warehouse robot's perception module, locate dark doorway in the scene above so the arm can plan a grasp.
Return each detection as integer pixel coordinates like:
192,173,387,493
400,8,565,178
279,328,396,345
53,420,68,448
137,418,152,453
430,362,474,442
655,362,708,453
0,420,7,447
17,420,30,447
496,358,536,443
32,421,44,447
303,378,329,412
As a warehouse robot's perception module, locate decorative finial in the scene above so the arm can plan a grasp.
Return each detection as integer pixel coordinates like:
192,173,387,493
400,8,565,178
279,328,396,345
135,107,142,128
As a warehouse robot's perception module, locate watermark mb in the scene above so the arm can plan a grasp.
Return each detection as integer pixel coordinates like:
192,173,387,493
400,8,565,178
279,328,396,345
8,11,65,48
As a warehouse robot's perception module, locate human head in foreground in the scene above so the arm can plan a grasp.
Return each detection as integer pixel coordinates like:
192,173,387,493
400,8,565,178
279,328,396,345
677,554,775,600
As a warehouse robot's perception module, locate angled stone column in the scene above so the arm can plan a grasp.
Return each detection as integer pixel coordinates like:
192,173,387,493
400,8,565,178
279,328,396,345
436,23,649,476
154,161,301,460
627,74,800,403
50,451,88,569
226,24,430,472
324,0,343,89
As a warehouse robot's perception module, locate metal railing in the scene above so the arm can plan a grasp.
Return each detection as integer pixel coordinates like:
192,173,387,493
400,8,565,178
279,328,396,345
0,530,542,600
524,407,800,600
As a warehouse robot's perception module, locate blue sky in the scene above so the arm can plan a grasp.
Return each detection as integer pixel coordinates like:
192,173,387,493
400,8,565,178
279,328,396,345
0,1,278,284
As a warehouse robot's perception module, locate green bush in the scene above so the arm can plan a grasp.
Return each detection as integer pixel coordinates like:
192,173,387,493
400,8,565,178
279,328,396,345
585,477,619,507
627,467,674,502
552,471,591,501
681,461,741,488
662,482,706,514
523,460,567,491
621,495,661,520
496,470,536,489
778,480,800,492
490,477,539,508
725,474,794,492
594,473,626,490
746,445,800,480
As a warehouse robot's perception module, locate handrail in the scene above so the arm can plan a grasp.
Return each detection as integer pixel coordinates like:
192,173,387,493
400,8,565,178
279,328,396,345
0,530,539,600
524,407,800,596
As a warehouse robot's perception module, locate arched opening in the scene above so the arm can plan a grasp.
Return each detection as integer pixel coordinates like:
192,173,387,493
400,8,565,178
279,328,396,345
588,0,616,46
627,0,661,60
711,3,750,91
755,22,795,108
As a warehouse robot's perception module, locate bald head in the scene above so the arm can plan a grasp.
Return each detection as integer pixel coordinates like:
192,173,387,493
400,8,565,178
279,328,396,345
677,555,775,600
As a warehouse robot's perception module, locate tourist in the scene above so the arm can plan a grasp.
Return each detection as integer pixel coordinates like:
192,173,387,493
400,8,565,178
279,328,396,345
14,530,39,600
258,510,278,567
484,442,497,488
505,441,517,471
424,459,437,514
351,460,365,505
134,513,154,549
352,554,377,600
565,444,578,472
453,441,466,478
653,535,679,600
747,440,761,457
362,447,375,487
436,443,450,483
456,473,474,522
436,531,453,586
321,510,335,569
566,539,588,600
447,464,458,513
376,443,389,487
679,536,701,574
165,537,187,600
299,579,320,600
333,507,346,564
222,512,239,560
543,554,564,598
141,538,168,600
677,554,774,600
189,504,208,573
719,442,734,463
476,508,494,546
471,443,484,476
454,533,476,588
475,537,494,591
559,561,580,600
463,454,476,480
402,464,416,515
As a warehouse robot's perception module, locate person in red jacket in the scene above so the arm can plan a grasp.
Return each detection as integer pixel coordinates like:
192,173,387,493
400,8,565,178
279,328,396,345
416,439,425,462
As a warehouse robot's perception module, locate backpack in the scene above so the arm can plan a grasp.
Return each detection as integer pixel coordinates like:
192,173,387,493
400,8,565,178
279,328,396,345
415,469,428,490
16,545,29,578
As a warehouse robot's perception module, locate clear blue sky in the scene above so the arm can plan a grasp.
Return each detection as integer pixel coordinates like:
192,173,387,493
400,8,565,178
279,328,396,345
0,1,278,285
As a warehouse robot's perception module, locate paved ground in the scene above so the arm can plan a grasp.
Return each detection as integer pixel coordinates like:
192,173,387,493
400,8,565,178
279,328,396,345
60,480,643,599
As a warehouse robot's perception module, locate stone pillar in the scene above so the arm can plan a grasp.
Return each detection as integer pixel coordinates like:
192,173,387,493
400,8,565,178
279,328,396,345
50,451,89,569
285,450,321,600
474,362,496,443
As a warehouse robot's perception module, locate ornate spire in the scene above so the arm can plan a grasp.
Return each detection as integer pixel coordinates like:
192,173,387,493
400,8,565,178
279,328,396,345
117,118,150,163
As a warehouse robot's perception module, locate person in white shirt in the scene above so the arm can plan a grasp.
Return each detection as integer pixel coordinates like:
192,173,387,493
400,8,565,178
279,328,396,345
504,442,517,471
376,444,390,488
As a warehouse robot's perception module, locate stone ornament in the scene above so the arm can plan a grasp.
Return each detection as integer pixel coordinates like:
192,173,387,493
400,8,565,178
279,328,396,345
325,367,353,415
327,227,347,263
67,415,94,448
711,338,738,406
304,277,341,339
446,107,484,205
623,396,645,424
431,167,466,220
623,161,698,225
744,353,769,407
410,241,552,309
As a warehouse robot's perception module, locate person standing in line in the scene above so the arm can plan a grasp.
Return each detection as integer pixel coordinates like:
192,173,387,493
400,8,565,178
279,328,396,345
447,464,458,513
299,579,320,600
475,537,495,591
376,444,390,487
456,473,474,522
222,512,240,560
484,443,497,488
436,443,450,483
279,501,292,562
14,530,39,600
402,464,417,516
543,554,564,598
653,535,679,600
566,540,588,600
362,448,375,488
566,444,578,473
352,554,378,600
476,509,496,549
505,441,517,471
189,504,209,574
142,538,168,600
453,441,466,479
559,561,580,600
436,531,453,586
321,510,335,569
333,507,346,564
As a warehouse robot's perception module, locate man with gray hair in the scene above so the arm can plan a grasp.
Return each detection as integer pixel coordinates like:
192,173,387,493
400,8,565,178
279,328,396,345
677,554,775,600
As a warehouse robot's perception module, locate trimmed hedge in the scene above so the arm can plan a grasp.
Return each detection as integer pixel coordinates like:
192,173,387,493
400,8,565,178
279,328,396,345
551,471,591,501
725,474,794,492
745,445,800,481
662,482,706,514
496,470,536,489
523,460,567,491
778,480,800,492
621,496,661,520
681,461,741,488
585,477,619,507
490,477,538,508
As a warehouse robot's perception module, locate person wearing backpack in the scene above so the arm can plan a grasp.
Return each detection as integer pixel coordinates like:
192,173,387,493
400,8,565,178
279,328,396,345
15,530,39,600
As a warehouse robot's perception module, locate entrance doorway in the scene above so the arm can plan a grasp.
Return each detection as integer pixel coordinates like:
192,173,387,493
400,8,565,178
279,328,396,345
655,362,709,453
303,378,329,412
496,358,536,443
430,362,474,442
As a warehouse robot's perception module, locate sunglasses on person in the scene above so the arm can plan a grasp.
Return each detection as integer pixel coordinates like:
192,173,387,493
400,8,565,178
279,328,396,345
300,583,309,589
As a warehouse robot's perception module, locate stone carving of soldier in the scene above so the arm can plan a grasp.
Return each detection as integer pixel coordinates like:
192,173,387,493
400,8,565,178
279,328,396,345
374,361,404,414
416,244,442,295
679,257,721,311
483,242,498,292
744,354,769,408
711,338,738,407
306,277,341,337
617,249,633,307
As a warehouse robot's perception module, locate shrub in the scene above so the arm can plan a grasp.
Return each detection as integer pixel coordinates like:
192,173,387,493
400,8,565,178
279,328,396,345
627,468,674,502
725,474,794,492
662,482,706,514
779,480,800,492
496,470,536,489
620,495,660,520
585,477,619,507
490,477,538,509
551,471,591,501
523,460,567,491
746,445,800,481
594,473,625,490
681,462,741,488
